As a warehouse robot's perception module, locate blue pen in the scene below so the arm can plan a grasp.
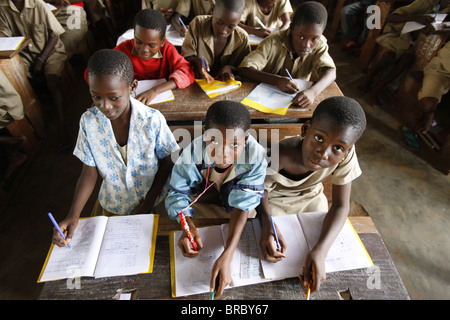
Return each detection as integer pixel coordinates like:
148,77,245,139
178,17,188,31
285,68,294,81
270,215,281,251
48,212,71,248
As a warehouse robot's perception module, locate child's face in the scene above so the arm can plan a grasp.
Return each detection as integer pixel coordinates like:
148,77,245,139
290,22,324,57
301,117,357,171
89,74,137,121
204,124,247,169
133,25,165,60
211,6,241,39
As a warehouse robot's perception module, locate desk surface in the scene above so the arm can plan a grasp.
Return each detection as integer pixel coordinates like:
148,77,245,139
156,81,343,122
38,217,410,300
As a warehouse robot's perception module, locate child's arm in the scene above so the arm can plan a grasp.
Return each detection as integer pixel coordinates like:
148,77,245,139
32,35,59,75
256,191,286,262
301,182,352,293
52,164,98,247
238,22,272,38
135,79,178,105
279,12,291,30
178,216,203,257
210,208,248,298
131,154,174,214
171,12,188,37
291,67,336,108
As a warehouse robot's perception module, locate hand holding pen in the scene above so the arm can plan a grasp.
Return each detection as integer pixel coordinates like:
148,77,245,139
200,57,214,83
177,212,202,257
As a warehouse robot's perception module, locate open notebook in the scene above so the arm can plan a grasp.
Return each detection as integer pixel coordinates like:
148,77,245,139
0,36,25,55
241,80,312,115
195,78,242,98
134,79,175,104
38,214,158,282
170,211,373,297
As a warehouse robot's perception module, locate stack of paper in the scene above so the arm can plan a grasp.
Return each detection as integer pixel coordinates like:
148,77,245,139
0,36,25,53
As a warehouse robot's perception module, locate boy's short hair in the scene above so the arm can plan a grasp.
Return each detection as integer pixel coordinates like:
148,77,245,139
215,0,246,14
291,1,328,30
312,96,367,142
134,8,167,39
87,49,134,85
205,101,251,132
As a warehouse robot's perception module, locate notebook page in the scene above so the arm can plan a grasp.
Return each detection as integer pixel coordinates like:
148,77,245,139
93,214,155,278
134,79,175,105
0,37,25,51
173,225,225,297
255,215,310,280
39,216,108,282
298,211,373,273
221,222,267,287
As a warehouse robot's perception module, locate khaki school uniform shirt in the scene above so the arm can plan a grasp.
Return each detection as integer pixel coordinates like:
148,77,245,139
181,15,251,73
142,0,179,10
0,0,66,77
175,0,211,17
0,70,24,129
238,28,335,82
264,146,362,216
240,0,293,28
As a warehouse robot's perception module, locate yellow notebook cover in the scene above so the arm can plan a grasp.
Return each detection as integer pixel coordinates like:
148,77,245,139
38,214,159,283
195,78,242,98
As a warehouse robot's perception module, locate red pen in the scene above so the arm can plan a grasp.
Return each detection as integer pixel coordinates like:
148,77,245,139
178,211,197,251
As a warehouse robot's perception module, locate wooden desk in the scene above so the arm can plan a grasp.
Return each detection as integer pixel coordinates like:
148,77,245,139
156,81,343,123
38,217,410,300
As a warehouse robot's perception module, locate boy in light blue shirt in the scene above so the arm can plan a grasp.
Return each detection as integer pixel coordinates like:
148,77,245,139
165,100,267,298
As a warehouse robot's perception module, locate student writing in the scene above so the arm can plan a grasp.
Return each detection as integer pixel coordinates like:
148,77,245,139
238,1,336,109
181,0,251,81
256,96,367,293
52,49,179,247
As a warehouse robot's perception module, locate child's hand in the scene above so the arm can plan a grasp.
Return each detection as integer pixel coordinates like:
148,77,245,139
210,253,232,298
413,14,435,26
301,249,327,293
292,88,317,108
260,222,286,262
216,65,235,81
31,57,44,75
177,220,203,258
276,77,300,94
136,88,158,106
253,27,271,38
52,216,78,247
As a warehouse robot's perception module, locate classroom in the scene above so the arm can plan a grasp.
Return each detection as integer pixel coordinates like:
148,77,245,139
0,0,448,303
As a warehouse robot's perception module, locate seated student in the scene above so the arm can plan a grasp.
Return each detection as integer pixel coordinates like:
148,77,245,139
0,70,27,186
45,1,89,59
141,0,178,22
114,8,195,105
238,1,336,109
52,49,179,247
171,0,215,37
239,0,293,38
0,0,71,150
257,96,366,293
402,40,450,147
360,0,450,107
165,100,267,298
181,0,250,81
340,0,376,51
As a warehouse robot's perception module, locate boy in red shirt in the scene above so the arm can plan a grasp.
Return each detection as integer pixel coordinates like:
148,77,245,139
85,9,195,106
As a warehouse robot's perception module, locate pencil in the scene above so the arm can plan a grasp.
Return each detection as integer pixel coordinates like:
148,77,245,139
270,215,281,251
306,281,311,300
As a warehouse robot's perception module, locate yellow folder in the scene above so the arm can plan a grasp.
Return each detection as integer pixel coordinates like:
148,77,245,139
195,78,242,98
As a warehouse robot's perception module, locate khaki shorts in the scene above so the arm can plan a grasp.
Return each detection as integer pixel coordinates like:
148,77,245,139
418,74,450,103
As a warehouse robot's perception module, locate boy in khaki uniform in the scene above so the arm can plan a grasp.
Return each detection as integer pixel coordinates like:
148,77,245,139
171,0,214,36
239,0,292,38
238,1,336,109
0,0,70,149
181,0,250,81
141,0,178,22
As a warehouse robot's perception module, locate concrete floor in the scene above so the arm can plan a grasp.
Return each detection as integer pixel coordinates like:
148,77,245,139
0,41,448,300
